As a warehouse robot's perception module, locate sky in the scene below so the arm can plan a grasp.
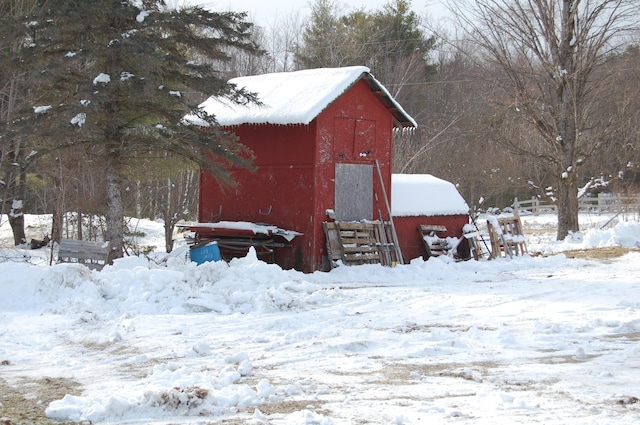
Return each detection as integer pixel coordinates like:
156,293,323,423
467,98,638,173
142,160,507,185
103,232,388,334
188,0,449,27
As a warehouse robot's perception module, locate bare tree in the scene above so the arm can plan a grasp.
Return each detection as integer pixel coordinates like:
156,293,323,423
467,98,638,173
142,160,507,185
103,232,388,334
155,169,198,253
587,45,640,196
126,158,198,253
0,0,41,245
448,0,637,239
257,12,303,73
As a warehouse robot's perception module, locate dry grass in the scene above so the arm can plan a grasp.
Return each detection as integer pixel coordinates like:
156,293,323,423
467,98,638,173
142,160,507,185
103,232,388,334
256,399,330,416
0,374,83,425
560,246,639,260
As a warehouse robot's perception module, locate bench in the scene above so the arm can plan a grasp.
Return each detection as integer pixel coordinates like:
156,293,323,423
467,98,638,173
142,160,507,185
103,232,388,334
57,239,113,270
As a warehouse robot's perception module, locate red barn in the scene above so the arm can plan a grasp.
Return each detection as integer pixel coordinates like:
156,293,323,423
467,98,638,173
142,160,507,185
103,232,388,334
196,66,415,272
391,174,470,261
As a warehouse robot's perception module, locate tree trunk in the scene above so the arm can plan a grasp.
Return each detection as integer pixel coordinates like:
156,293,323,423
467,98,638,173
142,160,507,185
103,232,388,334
161,187,176,253
77,210,83,240
556,179,580,240
3,138,28,245
164,219,175,253
554,0,580,241
164,179,178,253
51,176,64,243
8,199,26,245
105,166,124,259
554,110,581,240
7,166,27,245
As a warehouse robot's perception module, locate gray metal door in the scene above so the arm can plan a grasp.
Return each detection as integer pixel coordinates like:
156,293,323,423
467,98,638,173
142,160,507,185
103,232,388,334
335,163,373,221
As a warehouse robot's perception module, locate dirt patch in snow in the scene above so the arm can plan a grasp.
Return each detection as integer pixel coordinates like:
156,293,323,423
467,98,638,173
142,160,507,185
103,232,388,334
0,374,83,425
257,399,330,416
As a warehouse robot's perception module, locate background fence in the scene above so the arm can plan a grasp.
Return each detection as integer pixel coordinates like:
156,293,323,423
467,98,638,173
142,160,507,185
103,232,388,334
513,194,640,215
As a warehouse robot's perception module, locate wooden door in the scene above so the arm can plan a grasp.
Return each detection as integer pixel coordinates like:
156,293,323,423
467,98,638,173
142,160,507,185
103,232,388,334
335,163,373,221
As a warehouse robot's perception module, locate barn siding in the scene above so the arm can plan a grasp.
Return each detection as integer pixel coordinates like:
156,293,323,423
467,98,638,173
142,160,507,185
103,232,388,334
394,215,470,262
312,79,395,271
199,78,399,272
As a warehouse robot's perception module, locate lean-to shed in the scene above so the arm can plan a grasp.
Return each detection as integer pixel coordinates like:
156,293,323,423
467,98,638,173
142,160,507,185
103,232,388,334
391,174,470,261
196,66,416,272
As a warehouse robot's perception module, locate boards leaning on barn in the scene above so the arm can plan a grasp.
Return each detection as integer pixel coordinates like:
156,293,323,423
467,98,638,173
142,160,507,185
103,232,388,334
187,66,469,272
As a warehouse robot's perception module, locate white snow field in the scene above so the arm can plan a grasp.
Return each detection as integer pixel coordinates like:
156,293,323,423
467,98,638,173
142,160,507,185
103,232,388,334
1,213,639,424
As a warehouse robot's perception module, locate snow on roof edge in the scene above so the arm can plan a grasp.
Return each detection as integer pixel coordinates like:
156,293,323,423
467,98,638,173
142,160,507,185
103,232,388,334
196,66,416,128
366,73,417,128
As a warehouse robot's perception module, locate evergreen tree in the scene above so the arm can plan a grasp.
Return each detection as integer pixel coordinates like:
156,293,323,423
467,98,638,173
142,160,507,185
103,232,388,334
296,0,436,111
367,0,436,78
297,0,436,74
4,0,261,256
295,0,351,68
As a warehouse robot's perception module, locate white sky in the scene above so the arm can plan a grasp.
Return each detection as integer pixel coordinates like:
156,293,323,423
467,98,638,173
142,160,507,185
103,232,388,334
187,0,449,27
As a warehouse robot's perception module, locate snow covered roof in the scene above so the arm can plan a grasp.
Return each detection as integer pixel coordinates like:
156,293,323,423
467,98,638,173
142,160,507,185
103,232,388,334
391,174,469,217
198,66,416,127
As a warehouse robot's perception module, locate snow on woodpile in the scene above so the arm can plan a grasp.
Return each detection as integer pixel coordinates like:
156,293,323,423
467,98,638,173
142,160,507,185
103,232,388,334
196,66,416,127
391,174,469,217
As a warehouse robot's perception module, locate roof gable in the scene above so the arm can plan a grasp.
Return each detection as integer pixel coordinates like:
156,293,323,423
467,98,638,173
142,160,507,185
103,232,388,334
198,66,416,127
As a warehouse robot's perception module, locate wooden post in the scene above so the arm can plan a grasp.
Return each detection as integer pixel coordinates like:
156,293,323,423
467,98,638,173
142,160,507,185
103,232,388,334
374,160,403,264
598,193,604,214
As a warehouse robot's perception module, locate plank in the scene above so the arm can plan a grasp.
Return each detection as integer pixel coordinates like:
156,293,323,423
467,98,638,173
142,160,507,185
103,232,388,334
323,222,343,267
419,224,447,234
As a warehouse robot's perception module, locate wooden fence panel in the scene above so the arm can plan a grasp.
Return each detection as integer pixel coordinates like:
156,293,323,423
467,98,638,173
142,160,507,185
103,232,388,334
513,194,639,215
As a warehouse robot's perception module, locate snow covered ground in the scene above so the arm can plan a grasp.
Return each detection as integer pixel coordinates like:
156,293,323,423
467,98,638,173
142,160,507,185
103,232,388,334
1,213,640,424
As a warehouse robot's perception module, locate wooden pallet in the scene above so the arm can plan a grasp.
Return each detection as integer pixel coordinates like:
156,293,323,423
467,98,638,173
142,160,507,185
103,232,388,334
486,211,527,259
324,221,402,268
337,222,380,265
418,224,450,258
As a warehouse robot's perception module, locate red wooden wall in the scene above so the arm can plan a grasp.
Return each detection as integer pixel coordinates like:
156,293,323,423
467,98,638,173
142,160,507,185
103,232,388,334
394,215,469,262
198,79,396,272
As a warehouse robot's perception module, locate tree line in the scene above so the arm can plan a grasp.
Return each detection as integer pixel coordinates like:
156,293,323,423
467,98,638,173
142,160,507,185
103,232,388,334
1,0,638,255
0,0,259,254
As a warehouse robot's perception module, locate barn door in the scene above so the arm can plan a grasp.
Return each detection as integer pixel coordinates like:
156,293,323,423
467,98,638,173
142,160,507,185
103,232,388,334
334,163,373,221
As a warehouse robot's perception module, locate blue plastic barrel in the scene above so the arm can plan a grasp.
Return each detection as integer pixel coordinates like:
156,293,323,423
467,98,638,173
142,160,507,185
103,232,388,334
189,242,222,264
